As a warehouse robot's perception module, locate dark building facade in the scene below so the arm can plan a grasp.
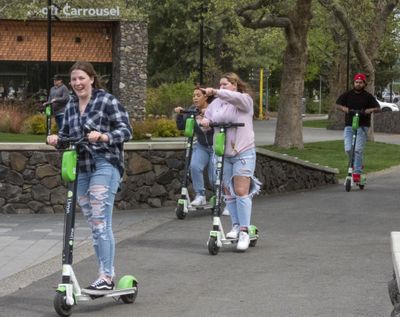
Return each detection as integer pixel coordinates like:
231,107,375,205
0,18,147,120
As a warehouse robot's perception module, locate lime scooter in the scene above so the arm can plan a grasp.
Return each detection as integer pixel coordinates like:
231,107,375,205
175,109,215,219
53,136,138,317
43,101,52,137
344,111,366,192
206,122,259,255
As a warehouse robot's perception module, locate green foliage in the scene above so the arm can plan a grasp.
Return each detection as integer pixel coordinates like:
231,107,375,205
146,79,196,117
21,114,57,134
21,114,47,134
132,118,181,140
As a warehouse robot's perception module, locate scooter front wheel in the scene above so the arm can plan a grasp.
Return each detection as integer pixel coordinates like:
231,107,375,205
208,236,219,255
175,205,186,219
345,179,351,192
54,291,73,317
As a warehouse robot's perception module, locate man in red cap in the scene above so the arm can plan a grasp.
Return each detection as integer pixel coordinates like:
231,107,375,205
336,73,380,184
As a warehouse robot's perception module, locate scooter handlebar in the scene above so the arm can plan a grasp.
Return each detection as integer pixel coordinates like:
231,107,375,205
179,109,199,115
209,122,245,128
56,136,88,149
348,109,365,115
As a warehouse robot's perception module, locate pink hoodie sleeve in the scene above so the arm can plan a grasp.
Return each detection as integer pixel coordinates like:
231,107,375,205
215,89,253,112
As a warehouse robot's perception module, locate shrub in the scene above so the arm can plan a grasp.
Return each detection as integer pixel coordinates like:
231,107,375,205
132,118,181,140
146,79,196,117
0,102,31,133
0,112,11,132
21,114,57,134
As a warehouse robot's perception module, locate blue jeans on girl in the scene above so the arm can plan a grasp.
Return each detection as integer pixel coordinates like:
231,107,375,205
222,148,261,228
190,143,215,196
77,155,120,278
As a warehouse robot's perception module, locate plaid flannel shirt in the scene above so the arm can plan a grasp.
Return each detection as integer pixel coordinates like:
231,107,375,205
59,89,132,176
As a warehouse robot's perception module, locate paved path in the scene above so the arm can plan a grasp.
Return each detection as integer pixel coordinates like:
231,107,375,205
0,117,399,316
0,167,399,316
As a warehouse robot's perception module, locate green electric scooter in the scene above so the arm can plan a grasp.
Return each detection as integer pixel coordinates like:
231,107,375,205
206,122,259,255
53,136,138,317
344,111,366,192
43,101,52,137
175,109,215,219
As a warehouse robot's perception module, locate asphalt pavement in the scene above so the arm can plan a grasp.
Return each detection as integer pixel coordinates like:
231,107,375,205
0,116,399,316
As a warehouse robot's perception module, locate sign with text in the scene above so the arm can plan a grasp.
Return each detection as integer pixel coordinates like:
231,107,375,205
40,3,120,17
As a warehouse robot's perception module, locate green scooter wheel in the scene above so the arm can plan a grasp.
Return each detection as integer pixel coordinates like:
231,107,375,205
175,205,186,219
118,275,139,304
54,291,73,317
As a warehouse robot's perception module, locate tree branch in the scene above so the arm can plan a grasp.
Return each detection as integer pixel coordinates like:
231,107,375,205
318,0,374,76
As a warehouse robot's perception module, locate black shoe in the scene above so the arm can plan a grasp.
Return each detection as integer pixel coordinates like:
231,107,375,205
82,278,115,295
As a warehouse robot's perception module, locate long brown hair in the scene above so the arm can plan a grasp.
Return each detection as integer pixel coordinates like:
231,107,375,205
69,61,104,89
221,72,252,95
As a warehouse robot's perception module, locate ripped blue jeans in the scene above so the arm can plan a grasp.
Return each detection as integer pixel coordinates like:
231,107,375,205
77,155,120,278
223,148,261,228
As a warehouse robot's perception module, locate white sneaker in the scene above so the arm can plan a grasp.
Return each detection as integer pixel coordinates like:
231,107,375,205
237,231,250,251
222,206,230,216
226,224,240,239
191,195,206,206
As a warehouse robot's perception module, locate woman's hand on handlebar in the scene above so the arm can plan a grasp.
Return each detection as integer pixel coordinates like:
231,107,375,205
47,134,59,146
199,118,210,128
174,106,184,113
87,131,108,143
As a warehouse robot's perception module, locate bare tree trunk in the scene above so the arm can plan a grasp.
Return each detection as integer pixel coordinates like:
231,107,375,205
274,45,308,148
274,0,312,148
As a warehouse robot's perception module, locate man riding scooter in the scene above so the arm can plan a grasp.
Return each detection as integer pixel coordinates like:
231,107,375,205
336,73,381,185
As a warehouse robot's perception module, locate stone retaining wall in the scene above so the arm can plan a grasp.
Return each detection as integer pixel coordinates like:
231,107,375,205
0,143,338,214
374,112,400,134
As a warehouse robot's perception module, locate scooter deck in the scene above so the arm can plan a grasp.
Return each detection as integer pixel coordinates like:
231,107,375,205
81,286,137,297
222,236,258,245
188,204,213,211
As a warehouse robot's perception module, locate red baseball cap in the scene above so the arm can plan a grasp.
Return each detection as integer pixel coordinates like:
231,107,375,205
353,73,366,82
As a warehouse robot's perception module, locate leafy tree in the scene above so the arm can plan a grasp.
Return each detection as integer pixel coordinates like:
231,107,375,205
237,0,313,149
318,0,399,138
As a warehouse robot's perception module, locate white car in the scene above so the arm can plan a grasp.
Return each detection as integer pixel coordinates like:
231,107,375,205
377,99,399,112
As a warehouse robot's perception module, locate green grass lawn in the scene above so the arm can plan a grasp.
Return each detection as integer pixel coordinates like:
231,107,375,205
0,132,46,142
302,119,330,128
264,140,400,179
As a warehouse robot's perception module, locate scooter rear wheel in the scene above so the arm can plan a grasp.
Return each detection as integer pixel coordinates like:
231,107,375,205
175,205,186,219
120,280,139,304
345,179,351,192
359,184,365,190
54,291,73,317
208,236,219,255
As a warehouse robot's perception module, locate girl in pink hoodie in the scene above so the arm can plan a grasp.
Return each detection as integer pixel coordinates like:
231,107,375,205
200,72,261,251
